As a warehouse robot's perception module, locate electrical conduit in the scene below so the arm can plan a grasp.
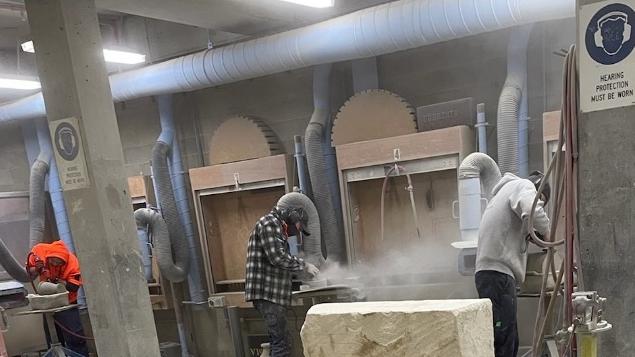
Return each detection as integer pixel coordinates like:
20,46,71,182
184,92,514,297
0,0,573,123
157,94,206,303
497,24,533,175
305,64,346,264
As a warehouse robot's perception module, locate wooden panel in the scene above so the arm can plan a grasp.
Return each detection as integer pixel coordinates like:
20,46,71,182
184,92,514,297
336,126,474,171
127,176,147,198
200,186,286,285
189,154,288,191
347,170,461,272
543,111,561,143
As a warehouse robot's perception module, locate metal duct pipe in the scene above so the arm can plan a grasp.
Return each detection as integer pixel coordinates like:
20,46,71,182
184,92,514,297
277,192,325,268
0,0,573,123
497,25,533,175
293,135,311,196
0,238,29,282
305,64,345,264
157,94,206,303
457,153,501,242
476,103,488,154
134,208,188,282
35,121,76,253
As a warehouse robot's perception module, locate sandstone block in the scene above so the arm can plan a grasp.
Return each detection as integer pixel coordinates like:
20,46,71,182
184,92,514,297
301,299,493,357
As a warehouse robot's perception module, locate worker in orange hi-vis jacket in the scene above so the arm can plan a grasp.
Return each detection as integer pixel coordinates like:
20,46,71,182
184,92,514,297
27,240,88,356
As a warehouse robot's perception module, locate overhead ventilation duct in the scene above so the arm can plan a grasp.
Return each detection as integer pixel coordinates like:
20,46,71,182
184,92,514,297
497,25,533,176
0,0,573,123
277,192,325,268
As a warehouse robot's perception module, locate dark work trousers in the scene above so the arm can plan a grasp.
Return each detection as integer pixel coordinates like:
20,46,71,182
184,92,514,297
254,299,291,357
475,270,519,357
53,306,89,356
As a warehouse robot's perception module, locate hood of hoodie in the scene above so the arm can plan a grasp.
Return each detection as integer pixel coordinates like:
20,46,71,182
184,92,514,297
491,173,522,196
45,240,69,264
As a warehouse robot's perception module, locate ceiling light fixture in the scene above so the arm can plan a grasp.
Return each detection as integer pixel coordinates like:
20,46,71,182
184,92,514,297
21,41,146,65
0,77,41,90
279,0,334,8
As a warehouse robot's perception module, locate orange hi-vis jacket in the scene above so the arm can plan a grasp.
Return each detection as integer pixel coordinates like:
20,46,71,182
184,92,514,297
27,241,82,303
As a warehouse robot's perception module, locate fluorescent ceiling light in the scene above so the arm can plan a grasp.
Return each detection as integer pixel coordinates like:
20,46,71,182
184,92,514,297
0,77,40,90
102,49,146,64
279,0,334,8
21,41,146,65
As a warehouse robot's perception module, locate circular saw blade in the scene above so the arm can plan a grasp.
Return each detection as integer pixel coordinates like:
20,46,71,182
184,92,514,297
331,89,417,146
209,115,283,165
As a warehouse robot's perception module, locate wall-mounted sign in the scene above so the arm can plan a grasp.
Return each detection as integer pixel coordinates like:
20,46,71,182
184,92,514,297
50,117,90,190
580,0,635,112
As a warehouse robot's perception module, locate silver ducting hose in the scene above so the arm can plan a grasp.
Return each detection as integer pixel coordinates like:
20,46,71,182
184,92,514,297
497,25,533,176
277,192,325,268
134,208,188,282
29,154,49,249
151,141,190,282
305,64,346,264
0,238,29,282
458,153,502,200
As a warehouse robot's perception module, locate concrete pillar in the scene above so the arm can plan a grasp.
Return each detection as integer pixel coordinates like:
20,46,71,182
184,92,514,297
24,1,161,356
577,0,635,355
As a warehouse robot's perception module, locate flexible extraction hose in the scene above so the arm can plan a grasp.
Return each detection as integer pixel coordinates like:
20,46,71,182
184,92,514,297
497,25,533,176
29,154,49,249
277,192,325,268
151,142,190,282
157,94,206,303
0,238,29,282
380,165,421,241
305,64,346,264
134,208,188,282
458,152,502,200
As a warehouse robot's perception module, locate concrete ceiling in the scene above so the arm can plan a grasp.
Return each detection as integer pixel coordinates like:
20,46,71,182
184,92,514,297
0,0,394,103
95,0,394,35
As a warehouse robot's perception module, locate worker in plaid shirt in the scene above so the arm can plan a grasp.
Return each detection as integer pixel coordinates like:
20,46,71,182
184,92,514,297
245,206,319,357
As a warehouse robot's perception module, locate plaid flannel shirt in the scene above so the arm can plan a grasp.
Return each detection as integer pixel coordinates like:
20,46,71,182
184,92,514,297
245,207,305,306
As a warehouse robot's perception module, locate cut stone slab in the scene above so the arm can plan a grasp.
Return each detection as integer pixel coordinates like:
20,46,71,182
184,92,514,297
301,299,493,357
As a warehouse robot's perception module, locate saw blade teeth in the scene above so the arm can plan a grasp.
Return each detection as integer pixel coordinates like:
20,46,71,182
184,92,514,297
331,89,417,146
209,115,283,165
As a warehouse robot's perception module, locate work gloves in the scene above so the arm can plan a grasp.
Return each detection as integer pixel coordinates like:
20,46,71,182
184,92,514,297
304,262,320,278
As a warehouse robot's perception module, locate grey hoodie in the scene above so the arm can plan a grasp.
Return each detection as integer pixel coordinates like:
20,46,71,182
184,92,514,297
475,173,550,283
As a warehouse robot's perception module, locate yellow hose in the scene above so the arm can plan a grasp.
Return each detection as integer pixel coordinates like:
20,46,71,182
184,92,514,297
578,333,597,357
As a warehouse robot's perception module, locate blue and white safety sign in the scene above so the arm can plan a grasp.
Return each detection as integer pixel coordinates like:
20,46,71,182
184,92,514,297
580,0,635,112
50,117,90,191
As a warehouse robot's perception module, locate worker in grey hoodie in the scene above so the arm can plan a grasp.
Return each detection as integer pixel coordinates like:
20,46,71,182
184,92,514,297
475,171,550,357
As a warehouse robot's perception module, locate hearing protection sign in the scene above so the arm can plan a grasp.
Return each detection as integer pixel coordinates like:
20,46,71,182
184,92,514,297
581,1,635,112
50,117,90,191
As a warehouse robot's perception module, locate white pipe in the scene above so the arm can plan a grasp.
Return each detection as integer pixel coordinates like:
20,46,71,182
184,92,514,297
476,103,487,154
0,0,573,123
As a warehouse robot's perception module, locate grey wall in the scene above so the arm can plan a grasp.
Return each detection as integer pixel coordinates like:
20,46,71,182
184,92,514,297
0,123,29,192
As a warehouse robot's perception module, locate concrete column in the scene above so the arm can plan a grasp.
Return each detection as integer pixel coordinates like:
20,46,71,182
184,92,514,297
24,1,161,356
577,1,635,355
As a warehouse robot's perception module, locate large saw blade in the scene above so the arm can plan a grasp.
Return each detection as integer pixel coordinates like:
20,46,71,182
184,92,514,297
331,89,417,146
209,115,283,165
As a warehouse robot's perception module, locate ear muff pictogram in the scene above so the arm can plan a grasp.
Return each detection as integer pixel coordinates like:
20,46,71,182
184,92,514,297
594,11,632,53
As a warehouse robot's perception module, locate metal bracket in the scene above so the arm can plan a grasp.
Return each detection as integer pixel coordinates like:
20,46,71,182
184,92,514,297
233,172,240,190
393,148,401,162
